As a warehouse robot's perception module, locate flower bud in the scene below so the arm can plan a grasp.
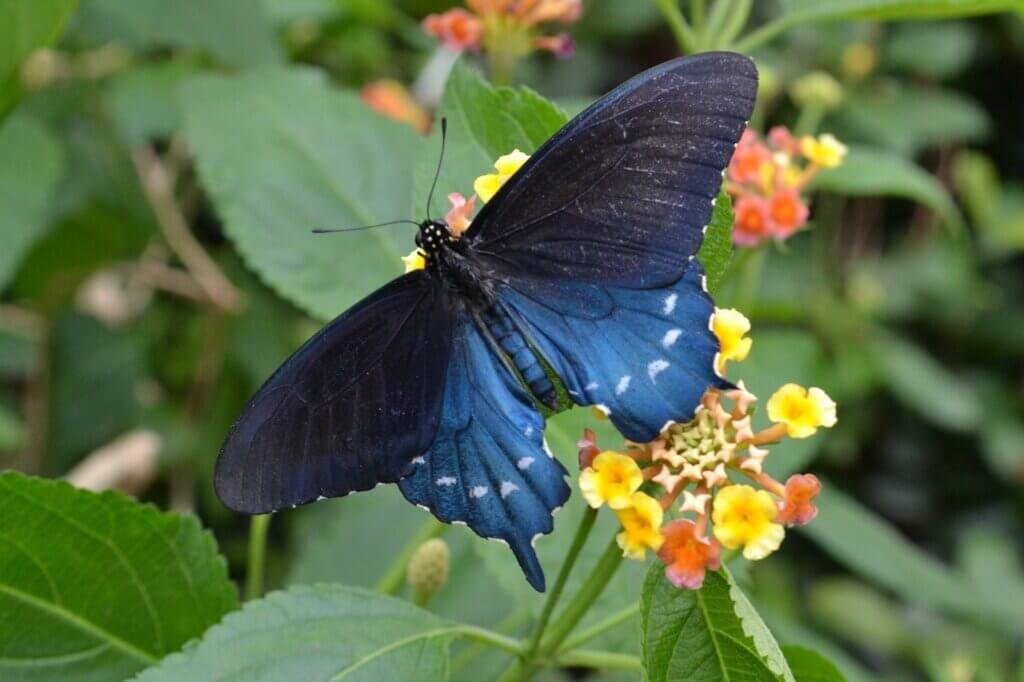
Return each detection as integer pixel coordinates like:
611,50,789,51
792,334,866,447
789,71,844,111
407,538,450,604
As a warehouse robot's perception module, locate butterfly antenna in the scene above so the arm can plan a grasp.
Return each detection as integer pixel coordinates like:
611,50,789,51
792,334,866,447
312,219,420,234
425,117,448,220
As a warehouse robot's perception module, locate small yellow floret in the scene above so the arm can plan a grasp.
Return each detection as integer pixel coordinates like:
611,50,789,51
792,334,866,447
473,149,530,202
402,248,426,273
712,484,784,560
615,492,665,559
712,308,752,374
578,451,643,510
766,384,837,439
801,134,848,169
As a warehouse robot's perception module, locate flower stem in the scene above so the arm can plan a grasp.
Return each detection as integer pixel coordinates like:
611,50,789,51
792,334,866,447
245,514,271,601
525,506,598,656
733,13,803,54
700,0,736,50
375,517,446,596
536,535,625,659
454,625,526,656
652,0,698,54
718,0,753,48
557,602,640,652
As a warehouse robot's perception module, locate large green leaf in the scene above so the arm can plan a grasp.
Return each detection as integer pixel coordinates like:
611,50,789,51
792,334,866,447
641,566,794,681
813,146,961,229
77,0,282,68
799,484,1017,631
778,0,1023,21
0,472,237,681
0,115,63,291
413,61,568,217
180,68,419,320
133,585,455,681
0,0,77,118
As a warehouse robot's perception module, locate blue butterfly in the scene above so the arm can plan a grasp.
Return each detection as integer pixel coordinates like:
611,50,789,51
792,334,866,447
215,52,758,591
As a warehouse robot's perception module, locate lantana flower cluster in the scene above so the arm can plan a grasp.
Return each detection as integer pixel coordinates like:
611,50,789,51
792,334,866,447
578,309,836,590
727,127,848,247
422,0,581,59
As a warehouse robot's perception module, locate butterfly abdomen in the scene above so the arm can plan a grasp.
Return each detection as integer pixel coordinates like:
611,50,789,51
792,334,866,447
480,305,558,410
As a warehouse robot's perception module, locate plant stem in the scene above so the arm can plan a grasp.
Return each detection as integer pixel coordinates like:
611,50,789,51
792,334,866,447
524,506,598,657
375,517,446,596
557,603,639,652
555,648,642,671
454,625,525,656
794,103,826,137
245,514,271,600
691,0,706,31
535,535,624,659
700,0,736,50
652,0,698,54
718,0,753,48
733,14,802,54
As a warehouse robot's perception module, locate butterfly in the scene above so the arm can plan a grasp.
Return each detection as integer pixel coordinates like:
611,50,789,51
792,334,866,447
215,52,758,591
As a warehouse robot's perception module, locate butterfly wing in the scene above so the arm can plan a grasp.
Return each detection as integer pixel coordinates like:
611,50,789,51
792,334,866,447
497,263,724,442
467,51,757,289
398,312,570,592
215,271,453,514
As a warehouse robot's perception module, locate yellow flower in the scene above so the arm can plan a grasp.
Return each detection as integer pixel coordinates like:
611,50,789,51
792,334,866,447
801,134,848,169
401,248,426,273
578,451,643,510
766,383,837,439
712,308,752,373
615,492,664,559
712,484,784,560
473,149,530,202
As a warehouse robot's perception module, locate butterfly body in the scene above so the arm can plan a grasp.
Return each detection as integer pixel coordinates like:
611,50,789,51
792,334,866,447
216,52,759,591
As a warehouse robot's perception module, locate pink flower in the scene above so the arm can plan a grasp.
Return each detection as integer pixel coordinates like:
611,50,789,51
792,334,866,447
732,195,772,247
776,473,822,526
444,193,476,235
767,188,809,239
657,519,722,589
728,133,771,184
534,33,575,58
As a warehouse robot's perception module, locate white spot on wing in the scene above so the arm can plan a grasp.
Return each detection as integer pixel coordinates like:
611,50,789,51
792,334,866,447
662,328,682,348
524,426,533,437
615,375,631,395
517,456,535,470
648,359,670,382
663,293,678,315
436,476,456,486
412,456,426,465
470,485,489,498
584,381,599,391
500,481,519,498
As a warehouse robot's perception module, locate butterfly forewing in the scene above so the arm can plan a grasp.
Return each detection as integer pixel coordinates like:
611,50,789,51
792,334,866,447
468,52,758,289
215,271,453,513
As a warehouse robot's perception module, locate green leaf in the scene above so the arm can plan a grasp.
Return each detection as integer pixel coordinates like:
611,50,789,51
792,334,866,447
0,472,237,681
180,68,419,320
105,60,200,146
133,584,455,681
77,0,282,68
778,0,1023,22
781,646,847,682
883,23,979,79
640,566,794,682
813,146,962,229
414,61,568,217
0,0,77,118
799,484,1006,629
0,114,63,291
698,191,734,293
869,330,981,432
834,86,989,156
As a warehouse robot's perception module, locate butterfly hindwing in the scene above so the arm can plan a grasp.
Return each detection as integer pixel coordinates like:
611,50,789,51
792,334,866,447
468,52,758,289
215,271,452,513
398,312,570,591
499,262,724,442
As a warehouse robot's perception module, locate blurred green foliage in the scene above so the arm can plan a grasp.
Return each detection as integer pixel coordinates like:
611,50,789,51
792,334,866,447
0,1,1023,681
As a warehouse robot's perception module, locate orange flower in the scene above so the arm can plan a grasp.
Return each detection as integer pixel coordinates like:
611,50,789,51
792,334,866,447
768,126,799,154
444,193,476,235
728,130,770,183
776,473,822,526
767,188,809,238
732,196,771,246
422,8,483,52
360,80,431,135
657,519,721,589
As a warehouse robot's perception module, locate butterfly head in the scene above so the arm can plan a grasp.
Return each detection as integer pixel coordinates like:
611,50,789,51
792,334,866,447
416,219,456,255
